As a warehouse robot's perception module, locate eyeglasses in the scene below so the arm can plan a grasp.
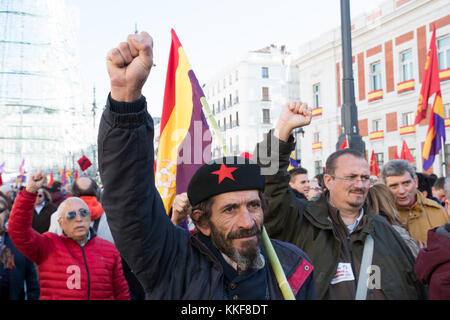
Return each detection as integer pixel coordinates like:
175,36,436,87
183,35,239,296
65,208,90,220
330,174,371,185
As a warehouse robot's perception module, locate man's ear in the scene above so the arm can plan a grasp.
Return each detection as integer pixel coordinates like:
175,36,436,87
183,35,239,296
323,173,332,190
191,209,211,236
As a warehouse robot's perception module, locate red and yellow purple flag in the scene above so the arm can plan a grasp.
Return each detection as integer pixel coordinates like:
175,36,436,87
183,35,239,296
156,29,212,214
419,25,446,171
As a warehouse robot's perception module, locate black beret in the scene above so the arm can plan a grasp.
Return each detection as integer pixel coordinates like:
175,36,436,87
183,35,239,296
187,156,265,206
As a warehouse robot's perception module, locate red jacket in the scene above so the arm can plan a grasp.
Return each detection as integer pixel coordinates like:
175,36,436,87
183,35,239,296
8,189,130,300
415,225,450,300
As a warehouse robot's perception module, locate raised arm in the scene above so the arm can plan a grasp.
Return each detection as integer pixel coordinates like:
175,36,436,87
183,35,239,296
98,32,187,293
254,102,312,241
8,171,52,264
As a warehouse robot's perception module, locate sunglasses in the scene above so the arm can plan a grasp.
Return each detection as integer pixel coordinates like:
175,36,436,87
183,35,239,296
37,194,44,198
65,208,90,220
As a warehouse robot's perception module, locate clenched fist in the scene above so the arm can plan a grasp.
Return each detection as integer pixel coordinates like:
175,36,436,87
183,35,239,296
107,31,153,102
274,101,312,142
171,193,191,226
26,171,46,194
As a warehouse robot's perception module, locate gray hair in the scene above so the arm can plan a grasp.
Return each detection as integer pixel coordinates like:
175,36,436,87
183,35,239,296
381,159,416,183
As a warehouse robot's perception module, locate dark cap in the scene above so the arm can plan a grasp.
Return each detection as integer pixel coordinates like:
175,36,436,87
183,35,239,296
187,156,265,206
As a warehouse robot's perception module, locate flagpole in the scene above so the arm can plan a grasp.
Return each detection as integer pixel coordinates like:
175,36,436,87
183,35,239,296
442,136,447,177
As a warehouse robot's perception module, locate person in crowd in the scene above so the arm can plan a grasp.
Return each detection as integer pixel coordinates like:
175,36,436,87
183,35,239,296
416,172,441,205
253,102,426,300
0,195,40,300
366,184,419,258
47,181,65,207
97,31,316,300
432,177,446,206
415,175,450,299
31,188,56,234
288,167,310,200
8,171,130,300
381,160,449,244
0,185,13,203
308,178,323,201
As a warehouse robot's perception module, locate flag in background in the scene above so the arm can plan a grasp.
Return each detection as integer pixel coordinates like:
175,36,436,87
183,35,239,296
77,155,92,171
74,170,79,180
19,159,25,177
419,25,446,171
370,150,380,178
287,152,299,171
47,171,54,188
338,136,349,150
155,29,212,215
0,162,4,186
61,167,66,185
400,140,415,163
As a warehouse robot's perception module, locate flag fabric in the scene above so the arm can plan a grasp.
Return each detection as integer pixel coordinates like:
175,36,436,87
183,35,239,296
394,151,400,160
61,167,66,185
339,136,349,150
74,170,79,180
47,171,54,188
419,25,446,171
414,25,441,125
287,152,299,171
155,29,212,215
77,155,92,171
400,140,415,163
370,150,380,178
240,152,253,160
19,159,25,177
0,162,4,186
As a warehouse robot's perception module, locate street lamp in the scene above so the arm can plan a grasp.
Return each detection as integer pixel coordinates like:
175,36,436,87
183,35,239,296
336,0,365,155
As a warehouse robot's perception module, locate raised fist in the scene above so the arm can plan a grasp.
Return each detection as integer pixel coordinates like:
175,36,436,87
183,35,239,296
171,192,191,226
26,171,46,194
275,101,312,141
107,31,153,102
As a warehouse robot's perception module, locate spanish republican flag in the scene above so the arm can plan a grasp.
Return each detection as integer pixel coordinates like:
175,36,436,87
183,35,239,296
287,152,299,171
369,150,380,178
156,29,212,214
419,25,446,171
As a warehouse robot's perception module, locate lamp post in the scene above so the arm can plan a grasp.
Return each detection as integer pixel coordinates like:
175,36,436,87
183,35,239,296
336,0,365,155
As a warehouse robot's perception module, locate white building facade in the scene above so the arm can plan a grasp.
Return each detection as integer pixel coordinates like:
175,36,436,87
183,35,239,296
294,0,450,177
203,45,300,158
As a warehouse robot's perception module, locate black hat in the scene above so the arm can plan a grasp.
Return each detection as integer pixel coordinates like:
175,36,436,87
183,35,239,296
187,156,265,206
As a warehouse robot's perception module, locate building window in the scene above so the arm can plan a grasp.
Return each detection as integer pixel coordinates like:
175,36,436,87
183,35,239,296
212,104,215,115
445,103,450,118
370,61,382,91
236,111,239,126
262,109,270,124
223,117,226,131
234,90,239,104
375,153,384,169
223,98,226,111
262,67,269,79
262,87,270,101
217,101,221,113
313,132,320,143
314,160,323,175
313,83,321,108
372,119,383,131
229,114,233,128
445,144,450,170
400,49,414,81
410,148,416,168
229,94,232,107
438,35,450,70
402,112,414,126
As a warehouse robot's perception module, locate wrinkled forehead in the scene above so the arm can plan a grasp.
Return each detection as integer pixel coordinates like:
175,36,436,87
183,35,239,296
334,154,369,175
59,198,88,217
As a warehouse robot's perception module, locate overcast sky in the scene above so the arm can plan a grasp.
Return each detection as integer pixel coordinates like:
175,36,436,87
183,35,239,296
66,0,386,117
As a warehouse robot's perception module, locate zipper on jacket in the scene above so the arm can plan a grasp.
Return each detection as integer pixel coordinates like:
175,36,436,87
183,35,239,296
80,245,91,300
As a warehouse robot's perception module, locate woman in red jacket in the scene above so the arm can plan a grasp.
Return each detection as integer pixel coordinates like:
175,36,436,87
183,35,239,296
8,171,130,300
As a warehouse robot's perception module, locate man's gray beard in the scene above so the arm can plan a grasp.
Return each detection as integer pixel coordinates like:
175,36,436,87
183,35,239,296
209,223,265,271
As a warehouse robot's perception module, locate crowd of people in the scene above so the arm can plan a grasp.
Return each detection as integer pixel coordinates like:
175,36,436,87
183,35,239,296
0,30,449,300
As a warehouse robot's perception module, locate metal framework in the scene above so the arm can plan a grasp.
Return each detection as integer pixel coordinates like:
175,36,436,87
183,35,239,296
0,0,92,180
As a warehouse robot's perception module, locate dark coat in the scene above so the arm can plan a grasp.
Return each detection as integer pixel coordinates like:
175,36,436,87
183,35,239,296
415,224,450,300
0,233,40,300
254,130,427,300
32,202,57,234
98,95,317,299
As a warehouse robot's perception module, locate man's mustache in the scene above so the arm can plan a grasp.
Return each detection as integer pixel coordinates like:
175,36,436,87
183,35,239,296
228,224,261,240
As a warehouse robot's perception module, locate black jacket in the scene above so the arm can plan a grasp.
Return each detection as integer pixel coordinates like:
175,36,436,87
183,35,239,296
254,130,427,300
97,95,316,299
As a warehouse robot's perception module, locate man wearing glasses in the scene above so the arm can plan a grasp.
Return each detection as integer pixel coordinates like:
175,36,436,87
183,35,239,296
7,171,130,300
254,103,426,300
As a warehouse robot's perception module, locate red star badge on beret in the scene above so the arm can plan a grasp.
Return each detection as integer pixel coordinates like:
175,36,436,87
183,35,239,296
211,164,238,184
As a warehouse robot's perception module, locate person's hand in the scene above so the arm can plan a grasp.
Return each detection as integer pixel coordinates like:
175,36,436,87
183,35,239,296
26,171,46,194
107,31,153,102
274,101,312,141
171,193,191,226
